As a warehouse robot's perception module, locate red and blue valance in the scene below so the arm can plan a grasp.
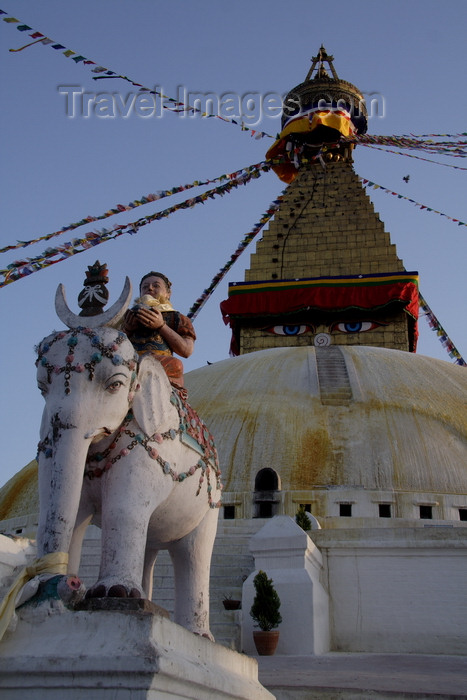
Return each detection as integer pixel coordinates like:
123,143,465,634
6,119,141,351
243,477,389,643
220,271,419,351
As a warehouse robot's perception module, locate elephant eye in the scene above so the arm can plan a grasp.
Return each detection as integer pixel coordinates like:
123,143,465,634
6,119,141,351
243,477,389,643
37,380,48,397
105,373,129,394
106,380,124,394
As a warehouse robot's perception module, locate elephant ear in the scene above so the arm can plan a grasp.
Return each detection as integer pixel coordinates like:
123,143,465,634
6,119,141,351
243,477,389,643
132,355,176,435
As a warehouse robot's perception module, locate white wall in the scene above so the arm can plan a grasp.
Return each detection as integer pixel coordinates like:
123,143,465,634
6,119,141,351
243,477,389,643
315,527,467,654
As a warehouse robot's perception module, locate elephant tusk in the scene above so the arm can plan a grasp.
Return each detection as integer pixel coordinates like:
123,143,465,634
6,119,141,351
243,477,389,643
55,277,132,329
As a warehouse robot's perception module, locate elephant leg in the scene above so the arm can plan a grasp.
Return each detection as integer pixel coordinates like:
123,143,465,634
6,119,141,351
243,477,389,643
87,471,156,598
142,548,158,600
169,508,219,640
90,515,149,598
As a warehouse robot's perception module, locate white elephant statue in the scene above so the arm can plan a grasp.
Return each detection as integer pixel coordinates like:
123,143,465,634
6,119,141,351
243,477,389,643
32,277,221,639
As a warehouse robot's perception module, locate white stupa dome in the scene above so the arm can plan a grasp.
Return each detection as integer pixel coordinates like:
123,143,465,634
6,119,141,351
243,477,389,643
185,346,467,521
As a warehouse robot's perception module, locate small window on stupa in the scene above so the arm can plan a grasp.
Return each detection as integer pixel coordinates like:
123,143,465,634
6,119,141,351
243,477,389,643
379,503,391,518
223,505,235,520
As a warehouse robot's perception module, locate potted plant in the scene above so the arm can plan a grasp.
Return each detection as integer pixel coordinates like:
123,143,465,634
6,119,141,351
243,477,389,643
222,594,241,610
250,570,282,655
295,504,311,531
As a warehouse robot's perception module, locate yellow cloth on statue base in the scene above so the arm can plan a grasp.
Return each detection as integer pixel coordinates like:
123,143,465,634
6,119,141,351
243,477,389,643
0,551,69,641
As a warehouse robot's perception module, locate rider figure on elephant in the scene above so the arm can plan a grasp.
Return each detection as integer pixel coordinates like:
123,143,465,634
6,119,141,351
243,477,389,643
122,272,195,397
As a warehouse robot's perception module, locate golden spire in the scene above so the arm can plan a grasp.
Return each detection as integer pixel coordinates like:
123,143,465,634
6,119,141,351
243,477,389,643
305,45,339,81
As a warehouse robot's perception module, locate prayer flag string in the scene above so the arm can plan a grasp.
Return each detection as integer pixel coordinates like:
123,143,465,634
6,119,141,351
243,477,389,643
399,133,467,138
359,178,467,227
5,10,467,151
4,12,467,151
0,9,273,140
0,161,273,254
0,165,268,289
361,144,467,171
419,293,466,366
187,192,285,319
354,134,467,156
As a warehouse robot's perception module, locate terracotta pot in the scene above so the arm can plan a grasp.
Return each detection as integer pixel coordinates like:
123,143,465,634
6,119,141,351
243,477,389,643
253,630,280,656
223,599,241,610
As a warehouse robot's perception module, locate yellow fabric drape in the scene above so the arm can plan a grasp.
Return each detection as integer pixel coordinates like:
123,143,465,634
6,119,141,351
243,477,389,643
0,551,68,641
266,110,356,183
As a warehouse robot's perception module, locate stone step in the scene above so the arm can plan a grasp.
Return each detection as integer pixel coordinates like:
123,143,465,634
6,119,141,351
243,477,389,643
216,521,264,536
315,346,353,406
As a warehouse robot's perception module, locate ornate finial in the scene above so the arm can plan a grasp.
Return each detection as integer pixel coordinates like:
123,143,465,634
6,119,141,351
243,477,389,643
78,260,110,316
305,45,339,81
83,260,109,286
56,276,132,329
268,46,368,182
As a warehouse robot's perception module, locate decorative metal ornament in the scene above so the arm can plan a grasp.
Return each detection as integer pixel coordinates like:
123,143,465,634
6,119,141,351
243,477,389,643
55,277,132,329
78,260,110,317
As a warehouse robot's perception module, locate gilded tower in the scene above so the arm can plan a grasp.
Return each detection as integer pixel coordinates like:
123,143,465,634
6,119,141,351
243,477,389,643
221,47,419,357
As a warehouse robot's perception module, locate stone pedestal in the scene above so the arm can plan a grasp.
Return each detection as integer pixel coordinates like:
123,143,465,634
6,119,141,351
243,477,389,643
242,516,330,656
0,600,274,699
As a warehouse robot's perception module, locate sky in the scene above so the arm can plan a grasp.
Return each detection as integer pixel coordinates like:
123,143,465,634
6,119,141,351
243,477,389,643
0,0,466,488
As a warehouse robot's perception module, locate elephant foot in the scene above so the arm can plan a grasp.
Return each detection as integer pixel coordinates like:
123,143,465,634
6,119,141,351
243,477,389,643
85,581,143,600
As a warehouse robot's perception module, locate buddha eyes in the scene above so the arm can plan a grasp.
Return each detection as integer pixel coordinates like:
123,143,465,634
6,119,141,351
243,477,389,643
331,321,383,334
264,324,314,336
263,321,385,336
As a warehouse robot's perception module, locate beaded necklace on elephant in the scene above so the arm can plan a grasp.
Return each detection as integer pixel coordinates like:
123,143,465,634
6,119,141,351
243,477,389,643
82,407,222,509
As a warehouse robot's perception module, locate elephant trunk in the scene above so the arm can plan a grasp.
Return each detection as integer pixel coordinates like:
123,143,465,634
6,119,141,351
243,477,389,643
36,425,92,559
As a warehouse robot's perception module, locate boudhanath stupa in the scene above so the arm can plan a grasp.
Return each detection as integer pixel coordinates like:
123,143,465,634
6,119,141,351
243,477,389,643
1,47,466,699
